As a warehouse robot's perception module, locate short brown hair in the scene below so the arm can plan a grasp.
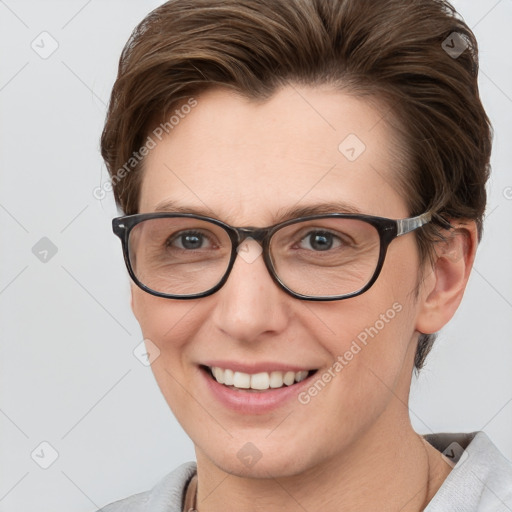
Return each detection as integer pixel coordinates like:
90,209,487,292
101,0,492,370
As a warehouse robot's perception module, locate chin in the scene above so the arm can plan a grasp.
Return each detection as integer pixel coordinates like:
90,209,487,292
196,437,322,480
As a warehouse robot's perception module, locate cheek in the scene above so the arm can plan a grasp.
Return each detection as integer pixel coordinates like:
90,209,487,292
308,250,420,397
131,288,199,386
132,289,206,425
132,287,198,346
312,296,413,385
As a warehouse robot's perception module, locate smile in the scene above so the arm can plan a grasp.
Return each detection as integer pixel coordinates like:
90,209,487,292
205,365,316,391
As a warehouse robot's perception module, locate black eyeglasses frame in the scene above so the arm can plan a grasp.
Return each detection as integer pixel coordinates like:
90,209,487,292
112,211,432,301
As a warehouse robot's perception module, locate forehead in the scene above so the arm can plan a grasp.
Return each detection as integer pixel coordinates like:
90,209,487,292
139,85,409,224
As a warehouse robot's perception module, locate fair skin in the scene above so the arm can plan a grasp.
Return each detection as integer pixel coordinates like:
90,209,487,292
131,85,477,511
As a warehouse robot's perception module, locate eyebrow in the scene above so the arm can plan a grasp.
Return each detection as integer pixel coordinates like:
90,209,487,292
153,199,364,224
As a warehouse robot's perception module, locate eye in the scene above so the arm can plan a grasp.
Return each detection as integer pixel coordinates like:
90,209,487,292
298,230,343,251
168,230,214,250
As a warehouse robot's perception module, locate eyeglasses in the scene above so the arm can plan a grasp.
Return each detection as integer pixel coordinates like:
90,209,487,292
112,211,432,301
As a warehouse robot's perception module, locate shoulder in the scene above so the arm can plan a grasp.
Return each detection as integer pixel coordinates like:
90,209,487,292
425,431,512,511
97,462,197,512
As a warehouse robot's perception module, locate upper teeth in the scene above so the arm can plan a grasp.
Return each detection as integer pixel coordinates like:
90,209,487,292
210,367,309,390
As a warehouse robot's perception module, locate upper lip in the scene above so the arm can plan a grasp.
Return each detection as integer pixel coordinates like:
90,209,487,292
201,360,316,374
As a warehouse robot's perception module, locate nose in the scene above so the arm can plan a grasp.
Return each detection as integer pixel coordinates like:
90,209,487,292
210,238,290,343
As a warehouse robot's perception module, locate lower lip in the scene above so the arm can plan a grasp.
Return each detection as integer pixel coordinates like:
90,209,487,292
199,367,316,414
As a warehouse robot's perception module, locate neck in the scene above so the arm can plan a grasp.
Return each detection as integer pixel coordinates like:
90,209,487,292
194,415,452,512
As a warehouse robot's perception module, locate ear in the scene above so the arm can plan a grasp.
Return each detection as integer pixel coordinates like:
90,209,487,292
415,220,478,334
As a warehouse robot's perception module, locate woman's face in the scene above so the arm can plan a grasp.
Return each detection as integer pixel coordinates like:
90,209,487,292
132,85,430,477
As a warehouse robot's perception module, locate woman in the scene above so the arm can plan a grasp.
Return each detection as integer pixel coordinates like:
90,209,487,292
98,0,512,510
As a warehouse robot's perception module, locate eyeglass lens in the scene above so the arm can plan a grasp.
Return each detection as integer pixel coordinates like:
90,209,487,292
127,216,381,298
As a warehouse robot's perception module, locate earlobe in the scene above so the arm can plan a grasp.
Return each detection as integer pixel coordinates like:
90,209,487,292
415,221,478,335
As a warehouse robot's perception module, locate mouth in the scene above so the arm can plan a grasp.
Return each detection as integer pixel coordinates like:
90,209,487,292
201,365,318,392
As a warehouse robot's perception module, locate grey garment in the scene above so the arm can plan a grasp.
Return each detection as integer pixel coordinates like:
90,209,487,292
97,462,196,512
97,431,512,512
425,432,512,511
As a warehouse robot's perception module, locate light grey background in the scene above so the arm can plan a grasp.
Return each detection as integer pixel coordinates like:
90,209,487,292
0,1,511,511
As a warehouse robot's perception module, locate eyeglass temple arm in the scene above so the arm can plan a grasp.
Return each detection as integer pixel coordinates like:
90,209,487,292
396,211,432,236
